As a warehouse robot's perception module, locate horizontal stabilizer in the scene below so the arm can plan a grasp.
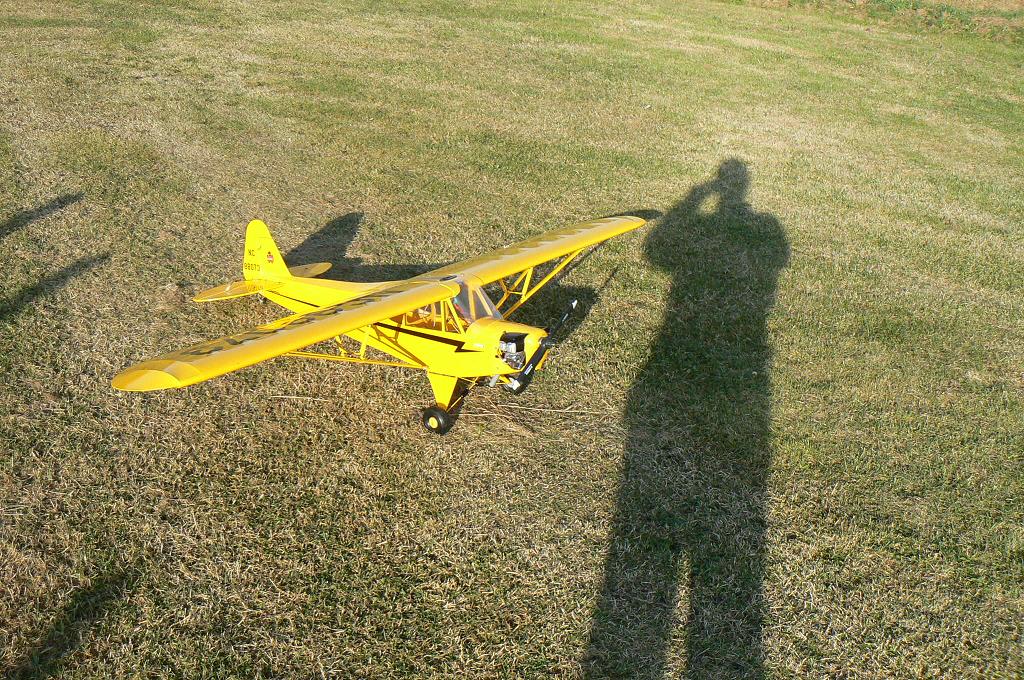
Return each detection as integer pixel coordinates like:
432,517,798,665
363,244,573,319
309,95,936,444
289,262,331,278
193,279,283,302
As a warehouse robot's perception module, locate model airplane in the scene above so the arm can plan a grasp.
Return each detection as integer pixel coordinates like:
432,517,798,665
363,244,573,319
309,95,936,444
113,215,646,433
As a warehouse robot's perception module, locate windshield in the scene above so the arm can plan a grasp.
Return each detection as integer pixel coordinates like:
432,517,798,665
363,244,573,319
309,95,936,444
452,282,502,323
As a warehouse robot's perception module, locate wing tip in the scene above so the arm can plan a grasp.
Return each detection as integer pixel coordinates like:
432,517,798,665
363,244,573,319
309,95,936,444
112,367,186,392
602,209,660,222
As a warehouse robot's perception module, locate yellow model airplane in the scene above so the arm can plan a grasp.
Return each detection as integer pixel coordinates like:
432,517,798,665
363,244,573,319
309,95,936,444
113,215,646,433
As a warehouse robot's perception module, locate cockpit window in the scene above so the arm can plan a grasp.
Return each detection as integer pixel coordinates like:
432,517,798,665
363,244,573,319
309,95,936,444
475,289,501,319
452,282,502,323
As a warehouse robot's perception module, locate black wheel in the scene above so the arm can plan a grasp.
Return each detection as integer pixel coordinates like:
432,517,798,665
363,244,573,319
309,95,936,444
421,406,454,435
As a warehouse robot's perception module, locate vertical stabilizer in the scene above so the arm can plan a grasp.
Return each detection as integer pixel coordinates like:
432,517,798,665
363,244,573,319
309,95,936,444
243,219,290,281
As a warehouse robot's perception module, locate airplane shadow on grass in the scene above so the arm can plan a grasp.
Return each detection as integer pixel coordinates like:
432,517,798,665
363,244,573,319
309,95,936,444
0,192,109,322
584,159,790,678
6,568,138,680
284,210,660,344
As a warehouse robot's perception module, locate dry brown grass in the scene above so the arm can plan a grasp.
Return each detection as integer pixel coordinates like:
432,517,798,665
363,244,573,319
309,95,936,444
1,0,1022,677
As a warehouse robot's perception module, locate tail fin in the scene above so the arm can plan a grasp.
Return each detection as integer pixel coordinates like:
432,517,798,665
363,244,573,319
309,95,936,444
243,219,290,281
194,220,334,303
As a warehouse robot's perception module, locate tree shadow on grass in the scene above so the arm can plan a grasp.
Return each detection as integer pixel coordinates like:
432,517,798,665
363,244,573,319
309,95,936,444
585,159,790,678
6,568,138,680
0,193,84,241
0,192,107,322
0,254,111,322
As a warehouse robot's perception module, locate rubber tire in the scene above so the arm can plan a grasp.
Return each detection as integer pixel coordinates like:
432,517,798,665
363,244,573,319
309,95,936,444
421,406,454,435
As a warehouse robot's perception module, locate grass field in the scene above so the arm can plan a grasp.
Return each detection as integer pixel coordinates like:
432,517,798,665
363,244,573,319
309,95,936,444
1,0,1022,677
745,0,1024,43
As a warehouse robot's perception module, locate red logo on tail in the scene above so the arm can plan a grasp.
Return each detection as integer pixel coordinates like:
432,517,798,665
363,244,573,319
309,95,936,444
266,252,274,264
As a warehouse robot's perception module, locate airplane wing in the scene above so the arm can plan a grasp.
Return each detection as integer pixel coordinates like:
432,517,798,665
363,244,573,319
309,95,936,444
113,278,457,391
425,215,646,285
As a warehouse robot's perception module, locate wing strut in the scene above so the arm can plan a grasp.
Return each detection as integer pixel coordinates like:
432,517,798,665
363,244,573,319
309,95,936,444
494,248,584,317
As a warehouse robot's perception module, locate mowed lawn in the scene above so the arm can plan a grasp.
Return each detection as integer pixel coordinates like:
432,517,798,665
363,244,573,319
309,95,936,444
1,0,1022,677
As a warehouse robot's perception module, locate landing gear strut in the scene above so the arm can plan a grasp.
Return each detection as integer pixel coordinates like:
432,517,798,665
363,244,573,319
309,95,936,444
422,373,469,435
504,298,579,397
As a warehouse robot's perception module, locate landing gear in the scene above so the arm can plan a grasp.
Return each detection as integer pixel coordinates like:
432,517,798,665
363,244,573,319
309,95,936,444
504,352,542,396
421,406,454,435
423,373,468,435
502,298,577,397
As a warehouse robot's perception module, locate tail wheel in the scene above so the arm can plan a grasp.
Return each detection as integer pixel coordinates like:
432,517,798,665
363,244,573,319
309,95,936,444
421,406,454,435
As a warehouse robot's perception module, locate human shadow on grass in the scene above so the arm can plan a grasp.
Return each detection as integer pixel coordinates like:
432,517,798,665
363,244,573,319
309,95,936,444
584,159,789,678
6,568,138,680
0,253,111,321
0,192,84,241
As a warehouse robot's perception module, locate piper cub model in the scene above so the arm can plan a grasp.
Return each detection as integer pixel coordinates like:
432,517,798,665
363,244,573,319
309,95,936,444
113,215,646,433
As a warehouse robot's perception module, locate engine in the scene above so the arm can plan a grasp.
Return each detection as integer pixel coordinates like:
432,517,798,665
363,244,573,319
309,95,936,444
499,332,527,370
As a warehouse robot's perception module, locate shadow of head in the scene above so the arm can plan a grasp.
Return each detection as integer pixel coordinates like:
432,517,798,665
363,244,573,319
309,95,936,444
7,568,138,680
645,157,788,278
1,192,85,241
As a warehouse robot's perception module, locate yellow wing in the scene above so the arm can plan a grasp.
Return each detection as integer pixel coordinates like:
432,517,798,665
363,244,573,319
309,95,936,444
113,278,457,391
426,215,646,285
114,215,645,392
